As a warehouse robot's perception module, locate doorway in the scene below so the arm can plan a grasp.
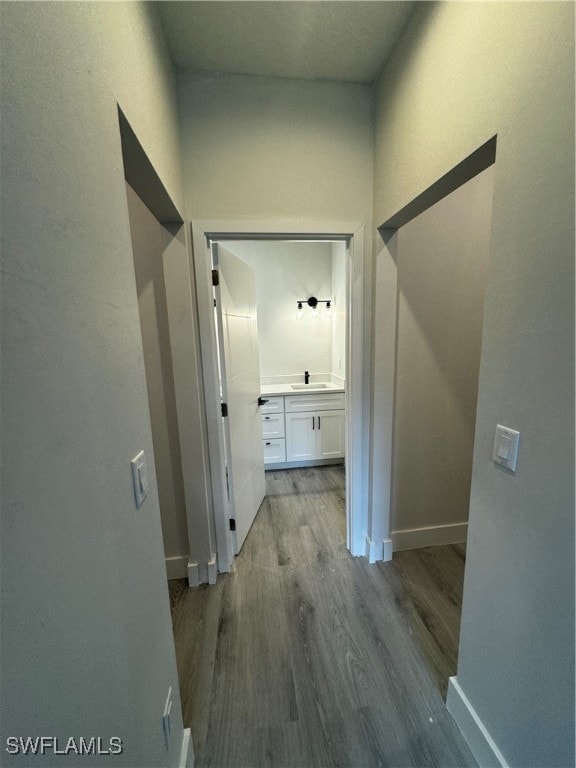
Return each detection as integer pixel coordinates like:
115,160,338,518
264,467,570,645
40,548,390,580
212,238,349,556
125,182,189,565
373,138,497,693
192,220,367,574
390,163,495,550
118,107,215,588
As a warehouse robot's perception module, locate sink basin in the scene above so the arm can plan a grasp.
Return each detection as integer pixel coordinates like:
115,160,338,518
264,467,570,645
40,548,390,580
290,383,329,390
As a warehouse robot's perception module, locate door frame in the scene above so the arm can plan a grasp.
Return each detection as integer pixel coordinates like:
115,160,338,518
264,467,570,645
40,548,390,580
118,108,217,587
191,219,366,573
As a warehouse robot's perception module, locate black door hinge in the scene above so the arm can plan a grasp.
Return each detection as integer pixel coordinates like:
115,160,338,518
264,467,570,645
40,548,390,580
214,298,217,308
229,519,236,531
212,269,219,286
221,402,228,417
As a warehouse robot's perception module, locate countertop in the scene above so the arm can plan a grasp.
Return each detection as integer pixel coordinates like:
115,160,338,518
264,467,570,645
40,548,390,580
260,382,345,397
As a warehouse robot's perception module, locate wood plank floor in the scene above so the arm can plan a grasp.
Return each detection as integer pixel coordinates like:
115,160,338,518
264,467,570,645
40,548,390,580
170,466,476,768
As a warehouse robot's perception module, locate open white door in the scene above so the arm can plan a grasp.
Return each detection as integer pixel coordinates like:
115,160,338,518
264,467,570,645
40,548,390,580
213,243,265,553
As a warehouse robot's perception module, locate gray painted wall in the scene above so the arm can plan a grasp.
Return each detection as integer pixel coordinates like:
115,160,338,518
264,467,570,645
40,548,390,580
373,3,574,765
391,166,494,541
1,4,188,765
177,72,373,225
126,183,189,563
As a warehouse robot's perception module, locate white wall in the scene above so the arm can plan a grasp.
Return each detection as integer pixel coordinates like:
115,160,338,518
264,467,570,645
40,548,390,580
391,166,494,548
224,240,336,380
1,4,190,766
372,3,574,766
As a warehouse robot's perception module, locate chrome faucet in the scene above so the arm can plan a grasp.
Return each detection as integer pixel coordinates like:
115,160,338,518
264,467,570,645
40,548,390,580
304,370,310,384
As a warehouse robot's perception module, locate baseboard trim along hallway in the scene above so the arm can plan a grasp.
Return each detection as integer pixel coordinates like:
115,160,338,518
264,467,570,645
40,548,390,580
363,534,394,562
392,521,468,551
179,727,194,768
187,556,217,587
166,555,189,580
447,676,509,768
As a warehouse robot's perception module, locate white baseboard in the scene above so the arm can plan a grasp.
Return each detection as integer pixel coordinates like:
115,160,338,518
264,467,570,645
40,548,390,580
207,555,217,585
266,458,343,470
446,676,508,768
187,560,201,587
382,538,393,561
165,556,189,580
187,556,218,587
179,727,194,768
364,535,393,563
391,522,467,551
364,534,378,563
167,553,220,583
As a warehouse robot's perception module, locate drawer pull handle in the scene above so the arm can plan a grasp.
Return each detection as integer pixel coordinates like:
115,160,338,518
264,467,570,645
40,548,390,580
265,416,270,420
312,416,315,430
265,442,271,446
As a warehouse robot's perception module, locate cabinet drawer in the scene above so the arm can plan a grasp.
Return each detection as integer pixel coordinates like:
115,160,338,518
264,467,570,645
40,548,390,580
285,392,345,413
260,396,284,414
261,412,285,438
263,438,286,464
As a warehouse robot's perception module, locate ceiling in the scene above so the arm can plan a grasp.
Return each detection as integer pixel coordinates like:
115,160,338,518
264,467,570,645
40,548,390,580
156,1,417,85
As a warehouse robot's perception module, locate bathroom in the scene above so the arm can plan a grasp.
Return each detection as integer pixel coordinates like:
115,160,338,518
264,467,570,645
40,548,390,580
222,239,347,471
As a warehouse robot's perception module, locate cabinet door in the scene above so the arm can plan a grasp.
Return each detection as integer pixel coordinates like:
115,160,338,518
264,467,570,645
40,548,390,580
317,410,345,459
285,412,317,461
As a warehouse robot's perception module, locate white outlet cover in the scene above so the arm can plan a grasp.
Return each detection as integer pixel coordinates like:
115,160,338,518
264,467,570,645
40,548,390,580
131,450,150,507
493,425,520,472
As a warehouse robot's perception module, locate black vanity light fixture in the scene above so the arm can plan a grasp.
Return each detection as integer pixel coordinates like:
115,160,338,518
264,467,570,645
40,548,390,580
296,296,332,320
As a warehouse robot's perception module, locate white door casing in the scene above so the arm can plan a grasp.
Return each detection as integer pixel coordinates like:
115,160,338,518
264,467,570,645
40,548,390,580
214,244,265,554
192,219,368,574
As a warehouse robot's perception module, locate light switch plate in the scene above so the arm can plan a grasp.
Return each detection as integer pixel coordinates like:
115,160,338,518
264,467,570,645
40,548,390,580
131,450,149,507
493,425,520,472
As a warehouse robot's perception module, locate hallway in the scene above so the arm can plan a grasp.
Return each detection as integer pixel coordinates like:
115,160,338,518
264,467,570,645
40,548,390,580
170,467,476,767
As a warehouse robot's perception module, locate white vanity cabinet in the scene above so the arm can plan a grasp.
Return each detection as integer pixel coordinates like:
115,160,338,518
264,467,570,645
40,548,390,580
261,389,345,467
